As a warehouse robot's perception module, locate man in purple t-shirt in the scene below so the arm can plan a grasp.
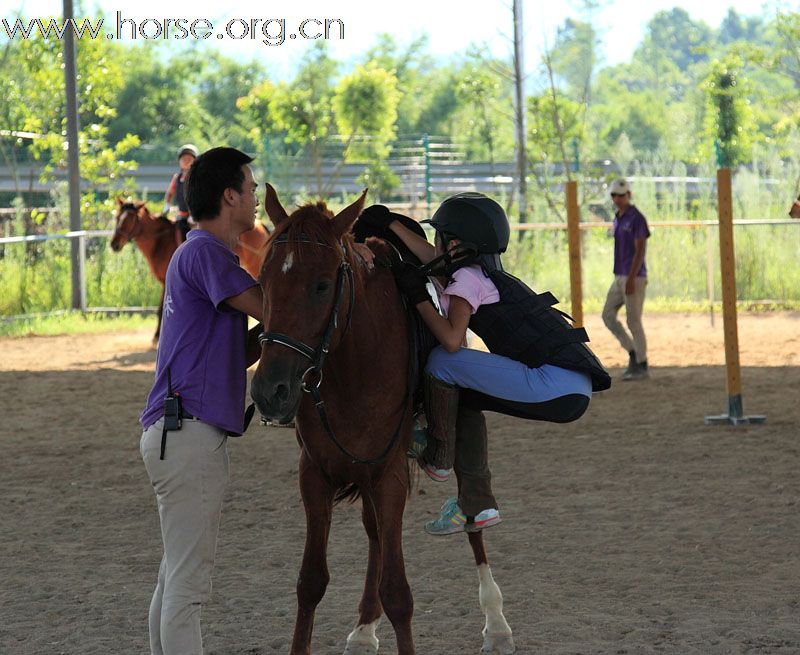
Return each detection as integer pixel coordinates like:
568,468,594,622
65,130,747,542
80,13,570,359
601,177,651,381
139,147,264,655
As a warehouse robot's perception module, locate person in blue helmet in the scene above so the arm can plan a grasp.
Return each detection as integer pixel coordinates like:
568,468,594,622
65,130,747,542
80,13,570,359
359,194,611,535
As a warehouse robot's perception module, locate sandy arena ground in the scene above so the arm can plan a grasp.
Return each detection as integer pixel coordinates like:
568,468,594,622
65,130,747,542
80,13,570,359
1,312,799,654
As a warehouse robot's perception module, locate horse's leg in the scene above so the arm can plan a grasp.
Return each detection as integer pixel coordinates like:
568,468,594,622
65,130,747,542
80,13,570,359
373,470,415,655
343,495,382,655
153,285,165,346
291,455,335,655
456,405,514,654
467,532,515,655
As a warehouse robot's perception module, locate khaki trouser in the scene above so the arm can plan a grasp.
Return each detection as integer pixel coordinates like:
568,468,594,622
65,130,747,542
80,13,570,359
602,275,648,363
141,418,229,655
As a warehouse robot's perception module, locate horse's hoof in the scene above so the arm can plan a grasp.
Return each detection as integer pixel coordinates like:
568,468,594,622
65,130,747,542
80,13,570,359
344,620,379,655
343,645,378,655
481,634,515,654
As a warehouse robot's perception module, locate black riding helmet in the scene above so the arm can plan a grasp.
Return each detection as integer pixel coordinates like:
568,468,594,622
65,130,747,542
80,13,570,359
423,192,510,254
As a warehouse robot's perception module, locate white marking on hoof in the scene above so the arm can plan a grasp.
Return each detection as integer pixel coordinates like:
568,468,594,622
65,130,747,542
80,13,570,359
281,252,294,274
344,618,380,655
477,564,514,654
481,634,515,654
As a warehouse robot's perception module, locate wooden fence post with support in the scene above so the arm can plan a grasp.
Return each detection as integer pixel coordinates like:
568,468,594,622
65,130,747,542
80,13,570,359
565,180,583,327
704,167,765,426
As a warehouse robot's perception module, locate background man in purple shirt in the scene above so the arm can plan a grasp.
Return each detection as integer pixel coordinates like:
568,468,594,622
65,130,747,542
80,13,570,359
601,177,651,381
140,147,264,654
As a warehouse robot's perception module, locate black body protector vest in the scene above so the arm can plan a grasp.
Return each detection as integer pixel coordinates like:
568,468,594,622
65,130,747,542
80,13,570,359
469,269,612,392
175,172,190,215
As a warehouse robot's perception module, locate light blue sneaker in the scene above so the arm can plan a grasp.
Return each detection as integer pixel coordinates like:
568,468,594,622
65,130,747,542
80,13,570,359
424,497,501,536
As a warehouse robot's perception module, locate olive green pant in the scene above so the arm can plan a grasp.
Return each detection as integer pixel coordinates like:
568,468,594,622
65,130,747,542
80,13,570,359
454,404,497,517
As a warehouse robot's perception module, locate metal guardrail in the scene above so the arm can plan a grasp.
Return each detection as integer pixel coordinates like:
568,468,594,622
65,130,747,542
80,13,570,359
0,229,112,244
2,220,797,246
1,161,785,198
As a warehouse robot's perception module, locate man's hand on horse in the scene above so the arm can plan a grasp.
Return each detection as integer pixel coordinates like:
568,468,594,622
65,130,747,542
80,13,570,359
392,261,431,306
359,204,395,231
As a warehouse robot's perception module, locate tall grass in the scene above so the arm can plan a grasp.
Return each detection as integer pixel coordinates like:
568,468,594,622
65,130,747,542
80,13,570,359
503,224,800,311
0,237,161,315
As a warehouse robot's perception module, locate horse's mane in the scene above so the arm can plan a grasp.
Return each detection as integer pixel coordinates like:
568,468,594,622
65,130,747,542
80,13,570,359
264,201,365,284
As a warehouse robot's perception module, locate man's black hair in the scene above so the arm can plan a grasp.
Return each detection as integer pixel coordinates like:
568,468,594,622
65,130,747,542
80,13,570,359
184,147,254,221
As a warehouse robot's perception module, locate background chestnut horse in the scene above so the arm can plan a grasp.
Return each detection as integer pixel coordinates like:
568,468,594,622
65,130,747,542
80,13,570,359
789,195,800,219
249,185,514,655
110,199,269,343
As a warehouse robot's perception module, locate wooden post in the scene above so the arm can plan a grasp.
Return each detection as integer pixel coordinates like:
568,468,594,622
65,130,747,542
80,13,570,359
705,168,764,425
717,168,741,396
565,180,583,327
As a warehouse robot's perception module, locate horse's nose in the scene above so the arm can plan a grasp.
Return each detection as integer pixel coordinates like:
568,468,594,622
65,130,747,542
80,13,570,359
272,382,290,403
250,372,294,419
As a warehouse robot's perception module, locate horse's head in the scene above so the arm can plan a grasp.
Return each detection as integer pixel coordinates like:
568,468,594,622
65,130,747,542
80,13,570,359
789,195,800,220
250,184,367,423
110,198,146,251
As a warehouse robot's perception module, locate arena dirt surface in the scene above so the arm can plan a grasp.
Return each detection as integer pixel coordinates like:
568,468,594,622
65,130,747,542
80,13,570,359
1,312,799,654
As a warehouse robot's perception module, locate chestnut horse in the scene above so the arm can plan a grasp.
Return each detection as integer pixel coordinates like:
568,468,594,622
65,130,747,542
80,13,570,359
249,185,514,655
110,198,269,343
789,195,800,219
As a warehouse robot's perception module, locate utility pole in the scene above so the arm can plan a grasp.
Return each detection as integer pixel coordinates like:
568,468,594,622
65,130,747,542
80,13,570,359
512,0,528,226
63,0,83,309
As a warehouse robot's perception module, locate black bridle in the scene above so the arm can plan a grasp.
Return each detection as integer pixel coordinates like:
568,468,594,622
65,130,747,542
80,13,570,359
113,204,174,242
258,234,409,466
113,205,143,242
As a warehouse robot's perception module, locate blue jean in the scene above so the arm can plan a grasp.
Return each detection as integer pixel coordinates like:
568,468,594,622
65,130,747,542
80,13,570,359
426,345,592,416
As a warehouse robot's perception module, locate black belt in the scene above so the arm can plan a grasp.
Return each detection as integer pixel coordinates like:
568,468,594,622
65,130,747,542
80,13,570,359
160,404,256,460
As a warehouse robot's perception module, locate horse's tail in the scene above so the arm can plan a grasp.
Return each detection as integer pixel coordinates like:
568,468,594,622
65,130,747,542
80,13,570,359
334,483,361,504
333,456,413,504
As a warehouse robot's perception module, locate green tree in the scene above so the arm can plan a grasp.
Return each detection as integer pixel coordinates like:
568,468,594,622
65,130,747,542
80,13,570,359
702,55,754,167
361,33,432,135
107,45,209,154
549,19,599,104
333,63,401,199
0,22,139,230
264,42,338,195
637,8,712,72
719,9,765,45
452,49,514,163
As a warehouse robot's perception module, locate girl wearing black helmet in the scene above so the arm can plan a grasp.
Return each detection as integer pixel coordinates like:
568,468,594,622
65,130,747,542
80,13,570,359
359,193,610,536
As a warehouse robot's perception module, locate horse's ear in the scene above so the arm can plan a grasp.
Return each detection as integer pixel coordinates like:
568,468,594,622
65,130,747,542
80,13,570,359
264,183,289,226
332,189,368,237
116,196,124,206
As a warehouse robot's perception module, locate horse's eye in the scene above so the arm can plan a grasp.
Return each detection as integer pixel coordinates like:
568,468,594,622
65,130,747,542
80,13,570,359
315,281,331,295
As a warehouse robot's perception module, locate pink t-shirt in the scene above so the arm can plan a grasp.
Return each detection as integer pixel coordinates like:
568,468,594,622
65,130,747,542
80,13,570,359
435,265,500,316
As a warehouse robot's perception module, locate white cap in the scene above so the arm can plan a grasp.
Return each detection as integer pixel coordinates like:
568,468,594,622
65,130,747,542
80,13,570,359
610,178,631,195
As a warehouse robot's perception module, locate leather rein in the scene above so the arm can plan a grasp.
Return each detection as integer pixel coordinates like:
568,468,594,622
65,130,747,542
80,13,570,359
258,234,410,466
